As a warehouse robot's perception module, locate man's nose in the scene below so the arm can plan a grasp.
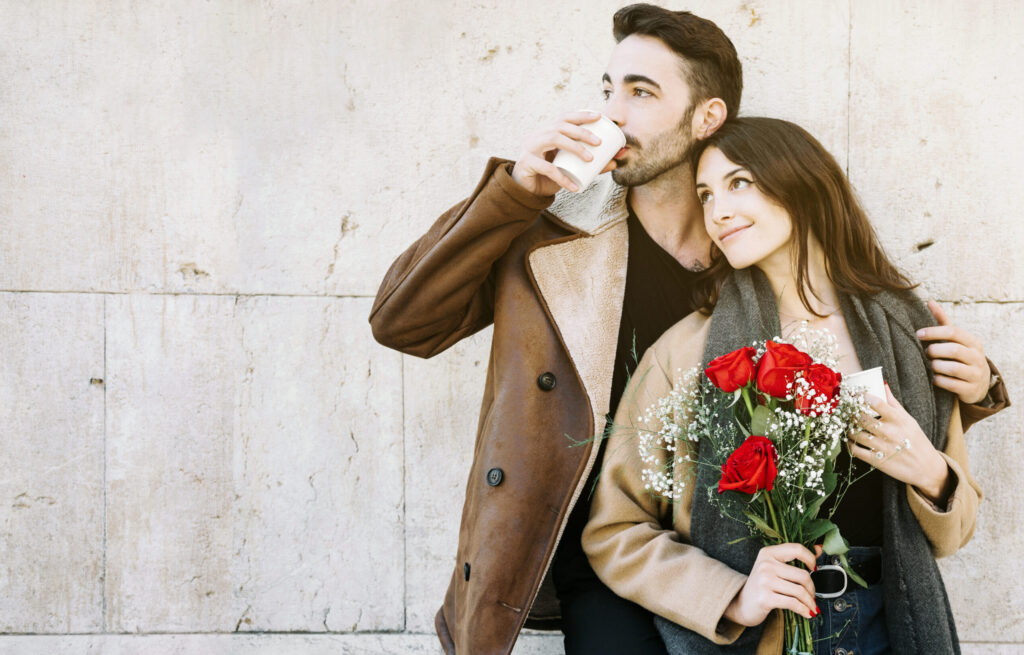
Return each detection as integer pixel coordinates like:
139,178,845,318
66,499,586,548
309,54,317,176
603,93,626,127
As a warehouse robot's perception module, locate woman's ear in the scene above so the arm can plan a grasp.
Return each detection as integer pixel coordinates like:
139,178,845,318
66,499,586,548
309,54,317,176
693,98,728,140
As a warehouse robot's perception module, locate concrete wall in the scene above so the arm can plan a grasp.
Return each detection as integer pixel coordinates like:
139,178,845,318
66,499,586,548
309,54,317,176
1,1,1020,653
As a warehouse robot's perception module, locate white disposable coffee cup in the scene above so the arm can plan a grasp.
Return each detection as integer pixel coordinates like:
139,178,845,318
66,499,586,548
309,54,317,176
551,113,625,191
845,366,885,415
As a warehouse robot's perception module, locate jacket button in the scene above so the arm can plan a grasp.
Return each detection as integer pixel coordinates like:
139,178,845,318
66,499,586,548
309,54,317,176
537,372,557,391
486,467,504,486
464,562,470,581
833,598,849,612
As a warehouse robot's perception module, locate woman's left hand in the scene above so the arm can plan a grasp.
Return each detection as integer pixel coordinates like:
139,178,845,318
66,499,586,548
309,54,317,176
848,384,951,504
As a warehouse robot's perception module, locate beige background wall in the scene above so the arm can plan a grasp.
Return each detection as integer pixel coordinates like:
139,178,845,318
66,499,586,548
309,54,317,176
1,1,1020,653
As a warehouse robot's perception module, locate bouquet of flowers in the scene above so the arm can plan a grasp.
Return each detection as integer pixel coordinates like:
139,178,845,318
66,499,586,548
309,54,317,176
637,326,872,655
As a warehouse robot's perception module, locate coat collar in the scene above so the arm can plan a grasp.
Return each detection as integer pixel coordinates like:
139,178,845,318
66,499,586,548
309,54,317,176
528,176,629,423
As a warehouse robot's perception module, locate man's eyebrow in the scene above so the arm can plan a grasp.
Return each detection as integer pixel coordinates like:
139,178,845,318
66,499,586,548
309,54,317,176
623,74,661,90
601,73,662,90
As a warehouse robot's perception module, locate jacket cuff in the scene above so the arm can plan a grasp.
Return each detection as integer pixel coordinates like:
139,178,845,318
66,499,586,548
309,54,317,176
490,160,558,211
959,359,1010,431
696,569,749,644
906,452,974,558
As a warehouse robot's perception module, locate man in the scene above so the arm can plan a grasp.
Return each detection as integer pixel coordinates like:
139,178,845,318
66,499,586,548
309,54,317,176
369,5,1007,654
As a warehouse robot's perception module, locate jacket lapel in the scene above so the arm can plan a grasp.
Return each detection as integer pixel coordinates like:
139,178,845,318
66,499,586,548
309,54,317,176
528,180,629,426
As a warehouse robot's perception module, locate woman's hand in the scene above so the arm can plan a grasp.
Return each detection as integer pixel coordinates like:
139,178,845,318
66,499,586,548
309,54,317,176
723,543,820,626
848,384,952,504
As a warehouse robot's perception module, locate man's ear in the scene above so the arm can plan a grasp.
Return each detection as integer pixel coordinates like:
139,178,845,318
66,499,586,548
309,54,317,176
692,98,728,140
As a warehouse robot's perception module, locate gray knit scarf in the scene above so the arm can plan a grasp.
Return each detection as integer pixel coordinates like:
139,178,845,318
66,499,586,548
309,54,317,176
655,268,958,654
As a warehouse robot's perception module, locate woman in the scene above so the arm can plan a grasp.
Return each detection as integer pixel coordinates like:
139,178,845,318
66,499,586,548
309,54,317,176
582,117,982,654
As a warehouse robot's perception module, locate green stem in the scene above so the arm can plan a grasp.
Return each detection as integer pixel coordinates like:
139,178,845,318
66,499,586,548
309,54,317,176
741,386,755,423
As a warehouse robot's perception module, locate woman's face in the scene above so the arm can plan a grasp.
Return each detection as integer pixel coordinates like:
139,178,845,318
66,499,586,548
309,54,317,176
696,146,793,273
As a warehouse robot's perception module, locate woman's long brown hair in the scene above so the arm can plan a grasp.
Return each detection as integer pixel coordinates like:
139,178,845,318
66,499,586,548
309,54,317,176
690,117,915,315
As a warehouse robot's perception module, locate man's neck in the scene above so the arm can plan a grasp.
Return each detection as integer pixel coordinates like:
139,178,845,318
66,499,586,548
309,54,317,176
627,164,710,270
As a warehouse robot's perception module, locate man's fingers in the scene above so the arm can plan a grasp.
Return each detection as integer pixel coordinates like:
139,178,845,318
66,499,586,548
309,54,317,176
925,341,976,363
556,122,602,146
930,358,975,381
529,158,578,192
561,110,603,125
932,374,973,397
917,324,983,350
927,300,950,326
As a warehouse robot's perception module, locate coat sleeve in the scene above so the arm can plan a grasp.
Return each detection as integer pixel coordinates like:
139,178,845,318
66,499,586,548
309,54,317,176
959,358,1011,433
906,401,983,558
368,158,554,358
583,332,750,645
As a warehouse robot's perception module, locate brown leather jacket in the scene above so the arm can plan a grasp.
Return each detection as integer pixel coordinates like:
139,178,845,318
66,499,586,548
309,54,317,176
369,158,1009,654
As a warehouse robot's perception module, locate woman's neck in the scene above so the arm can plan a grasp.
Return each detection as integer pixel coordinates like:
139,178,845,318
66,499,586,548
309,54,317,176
757,238,839,322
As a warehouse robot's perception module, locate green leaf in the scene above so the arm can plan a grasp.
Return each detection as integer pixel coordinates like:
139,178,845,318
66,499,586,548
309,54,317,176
734,416,752,437
743,510,782,541
821,461,837,496
802,518,836,544
750,405,771,436
822,526,849,556
839,552,869,589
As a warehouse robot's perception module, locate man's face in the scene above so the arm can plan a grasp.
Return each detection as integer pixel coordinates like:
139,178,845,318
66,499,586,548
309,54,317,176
602,34,698,187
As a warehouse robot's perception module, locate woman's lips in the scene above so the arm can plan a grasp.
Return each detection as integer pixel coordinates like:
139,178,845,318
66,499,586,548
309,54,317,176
719,225,751,242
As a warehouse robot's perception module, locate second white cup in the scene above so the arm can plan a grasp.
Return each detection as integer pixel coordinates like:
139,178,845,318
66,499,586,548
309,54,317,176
552,113,625,191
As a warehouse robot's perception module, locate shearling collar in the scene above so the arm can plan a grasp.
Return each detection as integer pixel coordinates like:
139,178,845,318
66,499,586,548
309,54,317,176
548,173,629,236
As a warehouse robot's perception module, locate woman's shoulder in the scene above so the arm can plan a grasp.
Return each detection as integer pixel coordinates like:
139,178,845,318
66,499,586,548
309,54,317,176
646,310,713,377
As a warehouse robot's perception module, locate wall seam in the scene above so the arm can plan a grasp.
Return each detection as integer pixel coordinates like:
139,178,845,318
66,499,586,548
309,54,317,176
401,353,408,632
101,294,108,631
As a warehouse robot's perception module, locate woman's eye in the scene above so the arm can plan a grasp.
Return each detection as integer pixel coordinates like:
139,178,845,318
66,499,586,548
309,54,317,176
602,89,612,100
698,191,712,205
730,177,751,190
633,88,651,97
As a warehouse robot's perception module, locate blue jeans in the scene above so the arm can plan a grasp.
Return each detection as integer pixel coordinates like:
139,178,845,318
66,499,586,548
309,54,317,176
811,547,891,655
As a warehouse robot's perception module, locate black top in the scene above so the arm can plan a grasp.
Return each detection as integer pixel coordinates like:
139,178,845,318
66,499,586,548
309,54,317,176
554,207,702,586
824,439,884,546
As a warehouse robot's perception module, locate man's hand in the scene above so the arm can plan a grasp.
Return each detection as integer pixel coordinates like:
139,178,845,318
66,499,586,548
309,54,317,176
917,300,991,404
510,111,617,196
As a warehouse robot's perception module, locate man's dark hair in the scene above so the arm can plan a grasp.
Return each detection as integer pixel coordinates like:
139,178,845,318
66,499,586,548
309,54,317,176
613,4,743,116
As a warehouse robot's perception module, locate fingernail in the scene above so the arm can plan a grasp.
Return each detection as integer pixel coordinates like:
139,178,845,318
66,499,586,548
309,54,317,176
916,329,926,338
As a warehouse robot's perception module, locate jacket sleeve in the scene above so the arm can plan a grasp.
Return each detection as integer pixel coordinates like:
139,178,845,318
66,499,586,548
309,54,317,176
368,158,554,358
906,401,983,558
959,358,1011,433
583,340,750,645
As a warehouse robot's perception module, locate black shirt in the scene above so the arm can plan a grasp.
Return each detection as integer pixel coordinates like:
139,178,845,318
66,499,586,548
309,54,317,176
554,206,702,587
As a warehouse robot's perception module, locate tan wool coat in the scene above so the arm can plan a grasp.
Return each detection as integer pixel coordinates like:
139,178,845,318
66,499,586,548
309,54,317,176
583,310,984,654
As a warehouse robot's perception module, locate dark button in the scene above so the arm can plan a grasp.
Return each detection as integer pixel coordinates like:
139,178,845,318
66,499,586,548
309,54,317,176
537,372,557,391
464,562,470,581
486,467,504,486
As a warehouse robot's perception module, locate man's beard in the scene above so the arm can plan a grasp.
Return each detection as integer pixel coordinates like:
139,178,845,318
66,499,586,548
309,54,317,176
611,106,697,187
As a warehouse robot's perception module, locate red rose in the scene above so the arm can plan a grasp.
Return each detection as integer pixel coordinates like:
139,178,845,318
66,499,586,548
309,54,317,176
756,341,812,399
718,435,778,494
705,347,758,392
795,363,842,416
